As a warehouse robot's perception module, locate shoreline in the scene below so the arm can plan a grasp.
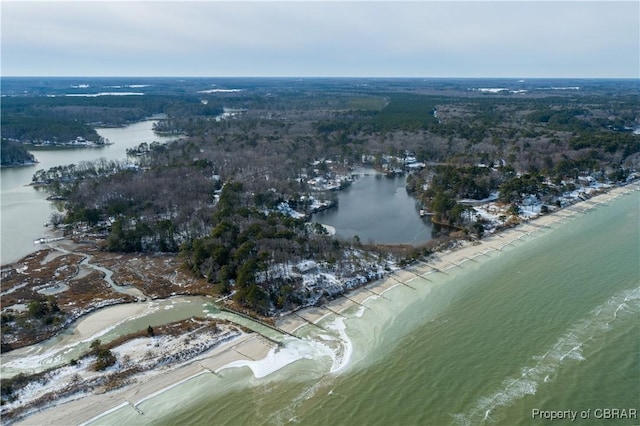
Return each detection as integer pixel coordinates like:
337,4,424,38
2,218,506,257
276,182,640,332
12,332,273,426
7,181,639,425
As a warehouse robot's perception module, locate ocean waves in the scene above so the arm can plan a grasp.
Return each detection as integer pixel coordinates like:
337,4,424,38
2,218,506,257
454,286,640,425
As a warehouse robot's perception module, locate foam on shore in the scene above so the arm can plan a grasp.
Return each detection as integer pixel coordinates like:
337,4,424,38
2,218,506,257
221,335,333,379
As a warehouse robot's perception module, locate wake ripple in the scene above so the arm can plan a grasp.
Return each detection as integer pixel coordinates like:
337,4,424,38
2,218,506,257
453,286,640,425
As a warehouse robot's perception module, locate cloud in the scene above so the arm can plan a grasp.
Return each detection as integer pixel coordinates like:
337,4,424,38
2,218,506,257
2,1,638,77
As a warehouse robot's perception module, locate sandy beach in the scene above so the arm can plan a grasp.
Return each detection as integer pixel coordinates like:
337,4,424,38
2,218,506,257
9,182,639,425
278,182,640,332
73,303,151,341
13,333,273,426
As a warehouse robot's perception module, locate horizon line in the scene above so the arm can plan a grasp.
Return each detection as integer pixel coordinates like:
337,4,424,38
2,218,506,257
2,75,639,80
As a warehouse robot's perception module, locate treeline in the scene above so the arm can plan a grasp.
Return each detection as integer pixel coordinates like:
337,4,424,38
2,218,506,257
1,115,101,143
1,95,223,143
32,153,220,255
526,94,638,132
314,93,439,134
568,132,640,155
32,159,131,192
425,165,499,200
408,165,501,228
0,140,37,166
310,93,639,170
180,182,341,313
527,107,593,131
370,93,439,131
498,172,552,203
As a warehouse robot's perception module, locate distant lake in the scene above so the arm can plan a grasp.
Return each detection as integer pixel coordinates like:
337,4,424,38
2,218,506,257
314,169,432,245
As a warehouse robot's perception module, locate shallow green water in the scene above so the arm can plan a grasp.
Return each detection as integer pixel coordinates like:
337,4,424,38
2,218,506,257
96,189,639,426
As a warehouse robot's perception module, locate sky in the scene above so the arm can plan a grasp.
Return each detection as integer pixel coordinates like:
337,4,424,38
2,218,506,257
1,1,639,78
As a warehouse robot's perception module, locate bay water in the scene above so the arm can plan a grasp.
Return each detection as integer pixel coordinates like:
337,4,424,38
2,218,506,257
94,188,639,425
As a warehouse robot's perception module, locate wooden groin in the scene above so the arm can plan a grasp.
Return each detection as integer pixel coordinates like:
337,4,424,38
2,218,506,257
417,260,444,275
126,400,144,415
387,273,417,289
293,312,327,331
342,294,366,308
200,363,223,378
233,347,256,361
363,286,391,301
324,305,346,317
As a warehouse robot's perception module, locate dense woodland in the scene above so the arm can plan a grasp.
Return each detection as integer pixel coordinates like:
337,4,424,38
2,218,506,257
0,140,37,166
3,77,638,314
1,93,222,143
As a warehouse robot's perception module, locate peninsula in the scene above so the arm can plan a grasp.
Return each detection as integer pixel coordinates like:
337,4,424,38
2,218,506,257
1,77,638,424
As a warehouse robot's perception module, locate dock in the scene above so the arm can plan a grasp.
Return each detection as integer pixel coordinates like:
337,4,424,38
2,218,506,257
34,236,64,244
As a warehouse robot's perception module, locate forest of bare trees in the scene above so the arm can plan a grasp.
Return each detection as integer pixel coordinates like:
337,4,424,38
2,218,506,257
15,78,639,313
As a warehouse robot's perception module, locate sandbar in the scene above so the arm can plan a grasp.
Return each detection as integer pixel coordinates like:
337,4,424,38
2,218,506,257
14,333,273,426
